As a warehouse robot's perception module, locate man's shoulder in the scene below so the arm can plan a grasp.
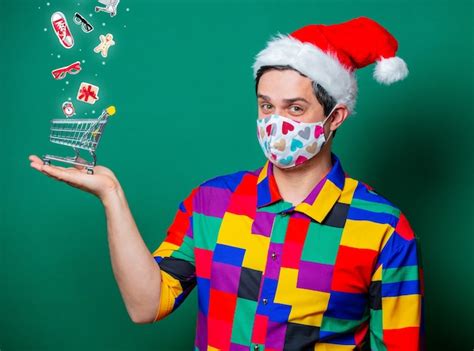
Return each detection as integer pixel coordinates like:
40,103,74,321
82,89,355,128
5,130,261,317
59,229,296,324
198,165,262,191
348,177,418,248
346,175,403,225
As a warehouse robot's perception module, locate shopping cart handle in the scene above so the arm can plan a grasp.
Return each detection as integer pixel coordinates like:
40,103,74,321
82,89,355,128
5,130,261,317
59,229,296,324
105,105,116,116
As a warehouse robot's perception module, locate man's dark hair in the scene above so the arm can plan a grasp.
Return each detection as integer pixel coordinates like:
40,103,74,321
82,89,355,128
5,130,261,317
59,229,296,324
255,65,338,138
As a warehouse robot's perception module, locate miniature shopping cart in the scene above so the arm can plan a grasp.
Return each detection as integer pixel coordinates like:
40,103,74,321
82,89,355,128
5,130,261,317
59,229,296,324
42,106,116,174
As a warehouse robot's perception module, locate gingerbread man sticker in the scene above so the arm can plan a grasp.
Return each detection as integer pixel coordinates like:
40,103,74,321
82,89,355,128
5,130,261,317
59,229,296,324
93,33,115,58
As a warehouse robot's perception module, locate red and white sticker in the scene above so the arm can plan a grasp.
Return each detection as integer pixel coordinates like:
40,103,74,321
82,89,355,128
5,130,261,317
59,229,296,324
62,101,76,117
77,82,100,104
51,11,74,49
51,61,82,80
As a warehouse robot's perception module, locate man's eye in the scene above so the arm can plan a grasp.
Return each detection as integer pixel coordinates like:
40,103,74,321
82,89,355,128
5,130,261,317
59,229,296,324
261,103,273,110
290,105,303,112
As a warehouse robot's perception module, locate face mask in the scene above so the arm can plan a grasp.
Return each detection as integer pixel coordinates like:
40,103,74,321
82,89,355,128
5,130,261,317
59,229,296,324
256,105,337,169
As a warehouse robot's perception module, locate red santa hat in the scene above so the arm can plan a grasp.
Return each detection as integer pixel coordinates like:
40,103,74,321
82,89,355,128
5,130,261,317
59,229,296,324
252,16,409,114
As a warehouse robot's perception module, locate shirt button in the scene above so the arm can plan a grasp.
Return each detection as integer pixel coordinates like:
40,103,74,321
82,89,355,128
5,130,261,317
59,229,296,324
253,345,260,351
281,212,288,216
271,252,277,260
262,298,268,305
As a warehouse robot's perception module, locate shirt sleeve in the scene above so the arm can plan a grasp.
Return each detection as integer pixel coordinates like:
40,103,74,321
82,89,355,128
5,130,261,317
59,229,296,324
368,211,425,350
151,186,199,322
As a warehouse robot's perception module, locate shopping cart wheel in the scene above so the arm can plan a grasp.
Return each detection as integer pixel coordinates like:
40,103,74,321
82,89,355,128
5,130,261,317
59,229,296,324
87,168,94,175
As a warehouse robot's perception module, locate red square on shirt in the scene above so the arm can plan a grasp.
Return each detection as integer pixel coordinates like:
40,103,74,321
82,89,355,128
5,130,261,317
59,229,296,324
195,248,213,279
251,314,268,344
207,317,233,350
384,326,421,351
331,245,378,293
282,241,304,269
285,217,310,244
208,288,237,322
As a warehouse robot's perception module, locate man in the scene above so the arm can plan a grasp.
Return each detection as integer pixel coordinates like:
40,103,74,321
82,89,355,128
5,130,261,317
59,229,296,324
29,16,425,351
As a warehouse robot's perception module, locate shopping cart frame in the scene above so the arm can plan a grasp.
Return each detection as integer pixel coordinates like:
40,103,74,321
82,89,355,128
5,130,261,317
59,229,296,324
42,106,116,174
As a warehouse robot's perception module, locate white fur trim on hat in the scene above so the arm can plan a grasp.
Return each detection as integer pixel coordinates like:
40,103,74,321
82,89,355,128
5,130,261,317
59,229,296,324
252,33,358,114
373,56,409,85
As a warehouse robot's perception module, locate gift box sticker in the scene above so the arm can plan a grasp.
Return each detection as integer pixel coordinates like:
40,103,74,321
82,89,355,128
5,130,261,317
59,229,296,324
77,82,100,104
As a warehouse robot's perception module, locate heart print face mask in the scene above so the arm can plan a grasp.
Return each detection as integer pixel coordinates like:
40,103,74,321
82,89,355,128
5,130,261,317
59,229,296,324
256,105,337,169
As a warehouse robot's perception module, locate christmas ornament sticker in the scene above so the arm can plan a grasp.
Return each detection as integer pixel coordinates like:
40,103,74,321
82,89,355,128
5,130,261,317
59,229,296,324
51,11,74,49
95,0,120,17
77,82,100,104
62,101,76,117
94,33,115,58
73,12,94,33
51,61,82,80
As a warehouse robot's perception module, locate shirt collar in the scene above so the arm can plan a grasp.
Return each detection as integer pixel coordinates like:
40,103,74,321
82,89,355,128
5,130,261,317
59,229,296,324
256,152,346,222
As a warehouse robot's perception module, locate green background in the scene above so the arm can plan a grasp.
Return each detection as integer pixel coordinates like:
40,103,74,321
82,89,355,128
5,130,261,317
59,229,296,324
1,0,473,349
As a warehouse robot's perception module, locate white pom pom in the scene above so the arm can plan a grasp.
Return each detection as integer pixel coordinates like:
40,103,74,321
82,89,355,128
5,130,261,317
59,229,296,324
373,56,409,85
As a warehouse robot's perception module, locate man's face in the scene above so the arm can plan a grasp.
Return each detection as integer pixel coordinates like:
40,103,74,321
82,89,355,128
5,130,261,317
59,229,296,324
257,69,326,123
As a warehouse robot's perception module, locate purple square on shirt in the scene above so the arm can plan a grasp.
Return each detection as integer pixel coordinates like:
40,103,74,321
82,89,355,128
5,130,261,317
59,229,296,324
297,260,334,293
252,211,276,237
195,186,232,217
195,310,208,349
230,343,249,351
264,242,283,280
265,320,287,350
210,261,241,294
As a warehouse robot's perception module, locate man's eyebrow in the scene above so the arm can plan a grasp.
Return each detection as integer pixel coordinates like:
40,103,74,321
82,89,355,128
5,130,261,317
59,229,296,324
257,94,310,104
283,97,310,104
257,94,271,101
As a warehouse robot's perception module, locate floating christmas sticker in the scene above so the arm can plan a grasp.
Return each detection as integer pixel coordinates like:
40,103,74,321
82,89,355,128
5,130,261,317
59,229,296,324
51,11,74,49
62,101,76,117
73,12,94,33
95,0,120,17
94,33,115,58
51,61,82,80
77,82,100,104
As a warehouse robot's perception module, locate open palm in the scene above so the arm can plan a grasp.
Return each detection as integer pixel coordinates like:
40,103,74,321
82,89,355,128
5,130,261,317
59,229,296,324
29,154,120,200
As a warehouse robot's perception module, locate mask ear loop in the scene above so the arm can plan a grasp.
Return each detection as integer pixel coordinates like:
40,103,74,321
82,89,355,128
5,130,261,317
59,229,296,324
323,103,339,141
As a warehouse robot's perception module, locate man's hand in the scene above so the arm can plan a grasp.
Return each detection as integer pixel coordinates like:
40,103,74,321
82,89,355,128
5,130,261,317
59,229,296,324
29,154,120,201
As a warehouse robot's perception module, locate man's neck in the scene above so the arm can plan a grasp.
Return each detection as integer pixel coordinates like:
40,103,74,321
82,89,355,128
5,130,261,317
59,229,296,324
272,145,333,206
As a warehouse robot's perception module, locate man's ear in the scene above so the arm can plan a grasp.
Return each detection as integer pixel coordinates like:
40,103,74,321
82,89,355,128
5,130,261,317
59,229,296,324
331,104,349,130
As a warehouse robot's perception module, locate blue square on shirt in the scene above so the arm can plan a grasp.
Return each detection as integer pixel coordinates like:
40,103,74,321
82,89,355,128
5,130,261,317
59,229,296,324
213,243,246,267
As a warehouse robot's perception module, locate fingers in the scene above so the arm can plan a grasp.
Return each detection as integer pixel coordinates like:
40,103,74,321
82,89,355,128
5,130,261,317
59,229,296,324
29,154,90,174
41,164,80,184
29,155,43,164
29,155,47,171
73,157,87,170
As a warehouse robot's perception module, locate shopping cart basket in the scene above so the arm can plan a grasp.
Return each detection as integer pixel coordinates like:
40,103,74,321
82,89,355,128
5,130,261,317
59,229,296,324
42,106,116,174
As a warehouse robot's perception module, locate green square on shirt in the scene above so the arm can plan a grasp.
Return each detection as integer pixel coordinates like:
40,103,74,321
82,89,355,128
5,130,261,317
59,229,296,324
193,212,222,251
269,213,291,244
171,234,195,262
231,297,258,345
301,221,344,265
259,200,294,214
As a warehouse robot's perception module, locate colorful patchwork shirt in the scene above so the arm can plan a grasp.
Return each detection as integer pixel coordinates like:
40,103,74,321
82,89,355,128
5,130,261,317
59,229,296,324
152,152,425,350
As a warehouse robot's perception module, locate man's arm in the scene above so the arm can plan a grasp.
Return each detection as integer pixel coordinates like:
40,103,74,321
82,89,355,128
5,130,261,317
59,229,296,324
150,186,198,322
102,186,162,324
369,211,425,350
28,155,167,323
